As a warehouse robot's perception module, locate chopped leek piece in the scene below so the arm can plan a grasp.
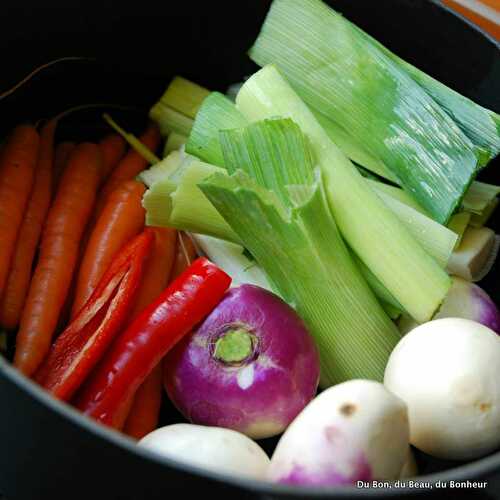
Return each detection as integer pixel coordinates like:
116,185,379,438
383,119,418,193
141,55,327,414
347,22,500,162
149,103,194,137
350,253,402,313
470,198,499,228
454,227,499,281
236,65,451,322
447,227,499,282
103,113,160,164
138,150,185,188
200,118,401,385
155,76,210,119
447,212,472,249
312,110,399,185
462,181,500,214
371,191,458,267
164,132,187,156
366,179,426,214
143,157,238,243
186,92,247,165
249,0,478,223
192,234,275,293
201,171,401,385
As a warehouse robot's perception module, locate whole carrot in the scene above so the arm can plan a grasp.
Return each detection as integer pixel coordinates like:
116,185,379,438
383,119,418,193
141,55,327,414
95,123,160,216
14,143,103,376
70,180,146,318
170,232,198,280
99,133,126,181
0,120,55,330
0,125,39,301
52,141,75,193
122,227,177,438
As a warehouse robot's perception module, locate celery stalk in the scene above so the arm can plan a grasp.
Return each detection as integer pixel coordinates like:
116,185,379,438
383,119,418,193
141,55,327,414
249,0,478,223
164,132,187,156
156,76,210,119
236,65,450,322
186,92,248,165
200,118,401,385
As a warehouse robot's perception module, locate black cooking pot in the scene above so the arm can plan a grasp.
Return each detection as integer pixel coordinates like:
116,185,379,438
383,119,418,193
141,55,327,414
0,1,499,499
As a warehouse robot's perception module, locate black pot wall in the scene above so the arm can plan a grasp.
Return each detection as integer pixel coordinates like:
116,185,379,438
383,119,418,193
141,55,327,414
0,1,499,499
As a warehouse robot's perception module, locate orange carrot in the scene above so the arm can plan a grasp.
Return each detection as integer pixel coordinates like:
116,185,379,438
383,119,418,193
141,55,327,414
53,141,75,193
0,120,56,330
0,125,39,301
70,180,146,318
95,123,160,216
123,227,177,438
170,232,198,280
14,143,103,376
99,133,126,181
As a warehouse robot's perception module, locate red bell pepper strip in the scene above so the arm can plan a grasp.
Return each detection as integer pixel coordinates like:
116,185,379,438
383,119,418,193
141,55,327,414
75,257,231,428
35,229,154,401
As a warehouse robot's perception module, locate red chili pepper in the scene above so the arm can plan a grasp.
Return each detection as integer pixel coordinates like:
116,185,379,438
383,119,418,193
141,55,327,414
35,229,154,401
75,257,231,428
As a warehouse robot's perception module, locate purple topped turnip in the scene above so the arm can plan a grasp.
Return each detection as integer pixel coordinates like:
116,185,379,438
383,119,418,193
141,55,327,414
163,284,320,439
268,380,409,486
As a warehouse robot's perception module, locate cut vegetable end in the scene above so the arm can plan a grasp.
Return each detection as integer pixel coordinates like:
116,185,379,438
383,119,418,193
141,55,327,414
164,133,187,156
470,198,498,228
159,76,211,119
236,64,451,323
143,157,238,243
447,227,499,282
213,328,254,364
138,151,185,188
149,104,194,138
103,114,160,164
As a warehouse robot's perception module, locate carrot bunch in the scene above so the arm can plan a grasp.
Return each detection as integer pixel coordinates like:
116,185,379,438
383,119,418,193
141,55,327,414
0,116,199,440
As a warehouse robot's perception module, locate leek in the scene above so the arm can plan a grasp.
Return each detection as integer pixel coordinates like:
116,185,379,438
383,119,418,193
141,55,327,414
164,132,187,156
462,181,500,214
470,198,499,228
138,150,185,188
447,212,472,249
186,92,247,165
200,118,401,385
347,21,500,162
149,103,194,137
192,234,275,293
447,227,499,282
249,0,478,223
312,110,399,185
236,65,451,322
143,156,238,242
154,76,210,119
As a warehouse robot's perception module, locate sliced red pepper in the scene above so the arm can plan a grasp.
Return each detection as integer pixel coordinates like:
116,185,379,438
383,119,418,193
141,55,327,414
35,229,154,401
75,257,231,428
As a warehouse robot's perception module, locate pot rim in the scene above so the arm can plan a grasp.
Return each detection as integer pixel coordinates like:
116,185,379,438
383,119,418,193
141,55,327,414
2,355,500,498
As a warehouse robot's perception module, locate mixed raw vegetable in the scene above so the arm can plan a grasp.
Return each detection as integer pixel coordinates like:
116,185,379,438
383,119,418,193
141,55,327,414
1,0,499,489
